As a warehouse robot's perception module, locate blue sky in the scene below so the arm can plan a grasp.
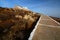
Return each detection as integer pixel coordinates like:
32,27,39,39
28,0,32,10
0,0,60,17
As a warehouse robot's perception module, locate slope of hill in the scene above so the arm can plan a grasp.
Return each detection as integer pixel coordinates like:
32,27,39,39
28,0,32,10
0,6,40,40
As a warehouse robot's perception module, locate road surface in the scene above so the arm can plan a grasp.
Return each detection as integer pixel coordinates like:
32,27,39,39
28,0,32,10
29,14,60,40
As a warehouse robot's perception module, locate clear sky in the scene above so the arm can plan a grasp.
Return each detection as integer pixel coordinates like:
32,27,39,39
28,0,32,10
0,0,60,17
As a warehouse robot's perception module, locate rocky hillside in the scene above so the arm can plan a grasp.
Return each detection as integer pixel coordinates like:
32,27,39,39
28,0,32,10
0,6,40,40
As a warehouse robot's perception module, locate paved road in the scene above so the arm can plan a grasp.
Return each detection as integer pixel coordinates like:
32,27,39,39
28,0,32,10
40,15,60,26
29,15,60,40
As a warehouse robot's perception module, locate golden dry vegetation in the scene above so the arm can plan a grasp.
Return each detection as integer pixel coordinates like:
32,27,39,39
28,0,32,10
0,7,40,40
